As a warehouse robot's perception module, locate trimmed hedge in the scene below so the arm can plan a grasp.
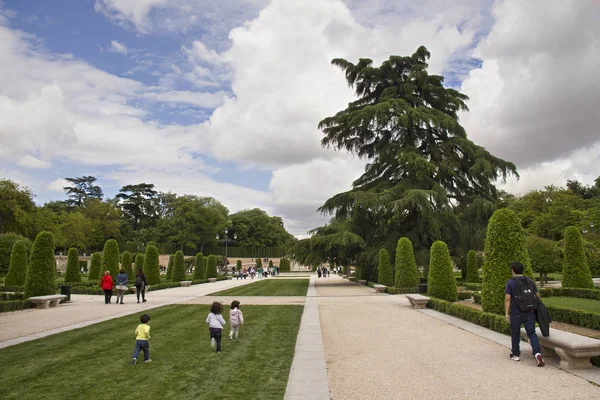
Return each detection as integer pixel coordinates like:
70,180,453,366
377,248,393,286
473,293,481,304
466,250,479,283
427,297,510,334
166,254,174,280
64,248,81,283
465,283,483,291
0,233,32,275
121,251,133,278
562,226,594,289
545,306,600,331
482,209,532,315
172,251,185,282
134,253,145,275
427,241,457,302
457,291,475,301
5,240,28,286
0,292,24,300
206,255,217,279
143,246,161,285
88,252,102,282
1,285,24,292
236,259,242,271
538,287,600,300
395,237,419,289
269,259,274,269
101,240,120,280
24,231,56,299
193,253,206,280
256,258,263,268
0,300,31,313
387,287,418,294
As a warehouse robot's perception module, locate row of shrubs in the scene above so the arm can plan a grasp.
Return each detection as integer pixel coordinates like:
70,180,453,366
0,292,24,300
427,298,510,334
0,300,31,313
538,287,600,300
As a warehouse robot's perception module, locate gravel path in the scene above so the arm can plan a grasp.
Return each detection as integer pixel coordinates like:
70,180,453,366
317,277,600,400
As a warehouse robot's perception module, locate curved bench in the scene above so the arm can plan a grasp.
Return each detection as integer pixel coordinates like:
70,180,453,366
180,281,192,287
28,295,67,309
373,284,387,293
208,278,217,283
405,294,430,309
521,327,600,368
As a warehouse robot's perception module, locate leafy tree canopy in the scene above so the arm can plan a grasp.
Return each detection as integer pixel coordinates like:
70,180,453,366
63,176,103,207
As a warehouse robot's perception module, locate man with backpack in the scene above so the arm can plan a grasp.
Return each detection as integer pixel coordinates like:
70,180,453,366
505,261,545,366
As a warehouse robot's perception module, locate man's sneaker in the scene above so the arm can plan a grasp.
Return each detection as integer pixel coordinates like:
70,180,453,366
210,337,216,348
509,354,520,361
131,358,137,366
535,353,545,367
145,359,152,363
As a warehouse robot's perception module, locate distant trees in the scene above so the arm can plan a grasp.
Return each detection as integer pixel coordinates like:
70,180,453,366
63,176,103,207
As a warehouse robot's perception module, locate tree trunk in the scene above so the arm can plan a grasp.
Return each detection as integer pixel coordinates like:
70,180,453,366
539,272,544,288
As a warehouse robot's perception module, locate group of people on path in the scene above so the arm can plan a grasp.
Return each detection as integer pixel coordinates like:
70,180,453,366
99,268,148,305
235,265,279,279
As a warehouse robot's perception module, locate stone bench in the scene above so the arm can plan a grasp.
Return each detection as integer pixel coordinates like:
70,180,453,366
208,278,217,283
180,281,192,287
373,284,387,293
405,294,430,309
521,327,600,368
28,295,67,309
358,280,367,285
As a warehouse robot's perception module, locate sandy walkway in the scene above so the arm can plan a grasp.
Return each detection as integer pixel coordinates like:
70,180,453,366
317,277,600,400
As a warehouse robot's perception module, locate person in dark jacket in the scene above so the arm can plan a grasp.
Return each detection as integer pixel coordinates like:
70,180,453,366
535,300,551,337
135,268,148,303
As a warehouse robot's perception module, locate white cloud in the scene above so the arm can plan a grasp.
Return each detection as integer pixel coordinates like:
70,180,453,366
184,41,223,65
16,155,51,170
47,178,69,192
108,40,128,54
94,0,169,34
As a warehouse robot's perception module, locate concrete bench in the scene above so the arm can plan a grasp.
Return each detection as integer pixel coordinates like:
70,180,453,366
373,284,387,293
208,278,217,283
180,281,192,287
521,327,600,368
342,275,348,279
405,294,430,309
358,280,367,285
28,295,67,309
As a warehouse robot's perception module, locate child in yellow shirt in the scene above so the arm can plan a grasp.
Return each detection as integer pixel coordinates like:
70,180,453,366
131,314,151,365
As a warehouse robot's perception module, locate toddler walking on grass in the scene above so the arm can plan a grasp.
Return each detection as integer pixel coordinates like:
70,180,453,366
206,302,226,353
228,300,244,340
131,314,151,365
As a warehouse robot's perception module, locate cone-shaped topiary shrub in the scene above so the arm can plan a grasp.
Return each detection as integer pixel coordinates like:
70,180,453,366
427,241,458,302
395,237,419,288
5,240,28,286
101,239,120,280
88,252,102,282
481,208,532,315
64,247,81,283
256,258,263,268
24,231,56,298
206,254,217,278
562,226,594,289
193,253,206,280
134,253,145,275
236,259,242,271
0,233,32,275
143,245,161,285
269,259,274,269
166,254,174,280
121,251,133,279
377,249,394,286
172,250,185,282
466,250,479,283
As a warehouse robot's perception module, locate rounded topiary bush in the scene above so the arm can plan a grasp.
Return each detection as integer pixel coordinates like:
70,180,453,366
5,240,28,286
481,208,532,315
377,248,393,286
143,245,161,285
427,241,458,302
236,259,242,271
166,254,174,280
206,255,217,279
562,226,594,289
395,237,419,288
0,233,32,275
193,253,205,280
64,247,81,283
121,251,133,279
134,253,145,275
101,239,120,280
466,250,479,283
88,252,102,282
172,250,185,282
256,258,263,268
24,231,56,298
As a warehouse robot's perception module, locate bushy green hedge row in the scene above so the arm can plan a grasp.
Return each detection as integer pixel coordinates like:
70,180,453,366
387,287,418,294
473,293,481,304
1,285,24,292
545,306,600,330
0,300,32,313
0,292,24,300
464,283,483,291
457,291,475,300
427,241,457,302
538,287,600,300
427,298,510,334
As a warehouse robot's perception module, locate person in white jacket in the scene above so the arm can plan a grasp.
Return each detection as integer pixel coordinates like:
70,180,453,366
206,302,226,353
228,300,244,340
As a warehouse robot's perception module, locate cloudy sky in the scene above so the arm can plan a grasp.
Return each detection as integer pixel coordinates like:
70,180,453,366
0,0,599,237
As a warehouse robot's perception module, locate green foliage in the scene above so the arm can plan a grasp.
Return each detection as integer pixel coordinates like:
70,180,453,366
5,240,28,286
539,287,600,300
121,251,133,279
427,298,510,334
205,255,217,279
481,209,532,314
387,287,418,294
172,251,185,282
88,252,102,282
193,253,206,280
64,248,81,283
279,258,291,272
544,305,600,331
377,248,393,286
166,254,174,280
525,236,562,286
143,245,161,285
562,226,594,288
394,237,419,288
236,259,242,271
134,253,145,275
0,233,32,275
269,259,274,269
427,241,457,302
465,250,479,283
24,231,56,298
0,179,36,236
230,208,295,247
101,239,119,280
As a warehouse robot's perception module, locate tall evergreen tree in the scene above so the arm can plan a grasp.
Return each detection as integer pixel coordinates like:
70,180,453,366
63,176,103,207
101,239,120,280
88,252,102,282
236,259,242,271
427,241,457,302
377,248,393,286
394,237,419,288
193,253,206,280
206,255,217,279
172,250,185,282
143,245,161,285
5,240,28,286
121,251,134,280
64,247,81,283
166,254,174,280
465,250,479,283
134,253,145,275
562,226,594,288
24,231,56,298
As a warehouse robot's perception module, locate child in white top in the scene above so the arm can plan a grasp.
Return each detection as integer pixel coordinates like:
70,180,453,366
228,300,244,340
206,301,226,353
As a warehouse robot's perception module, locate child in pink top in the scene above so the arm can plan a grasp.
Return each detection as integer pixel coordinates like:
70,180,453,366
228,300,244,340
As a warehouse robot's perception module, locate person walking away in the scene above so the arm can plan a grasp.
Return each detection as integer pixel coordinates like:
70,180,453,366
135,268,148,303
100,270,113,304
131,314,151,365
115,268,128,304
505,261,545,366
206,302,226,353
317,267,322,278
228,300,244,340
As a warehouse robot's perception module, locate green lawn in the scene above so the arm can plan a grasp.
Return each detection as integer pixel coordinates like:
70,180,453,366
543,297,600,314
0,304,303,400
209,279,309,296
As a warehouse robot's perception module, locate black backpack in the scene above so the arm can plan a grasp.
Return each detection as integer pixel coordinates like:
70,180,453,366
135,275,143,287
512,276,538,312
